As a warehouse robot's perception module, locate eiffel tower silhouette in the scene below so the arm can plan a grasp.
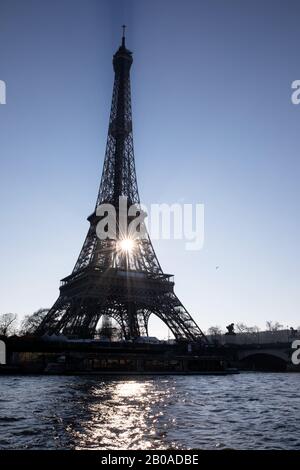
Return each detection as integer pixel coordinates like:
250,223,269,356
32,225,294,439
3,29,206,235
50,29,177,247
37,30,207,343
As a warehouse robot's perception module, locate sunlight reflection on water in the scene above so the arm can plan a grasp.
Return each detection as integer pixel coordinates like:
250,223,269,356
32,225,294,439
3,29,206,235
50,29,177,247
72,379,175,450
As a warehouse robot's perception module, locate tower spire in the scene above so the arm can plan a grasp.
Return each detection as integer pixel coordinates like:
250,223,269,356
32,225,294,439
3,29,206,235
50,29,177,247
122,24,126,48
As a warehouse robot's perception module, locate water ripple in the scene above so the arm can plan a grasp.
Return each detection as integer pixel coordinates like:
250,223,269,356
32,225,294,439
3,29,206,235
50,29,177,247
0,373,299,449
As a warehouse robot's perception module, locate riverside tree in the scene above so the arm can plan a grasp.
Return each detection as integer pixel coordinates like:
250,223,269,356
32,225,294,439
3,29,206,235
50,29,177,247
207,326,222,336
0,313,18,336
266,321,284,332
20,308,49,335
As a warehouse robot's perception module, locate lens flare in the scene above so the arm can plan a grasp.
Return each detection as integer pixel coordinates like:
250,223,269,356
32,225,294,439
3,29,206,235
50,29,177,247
119,238,135,253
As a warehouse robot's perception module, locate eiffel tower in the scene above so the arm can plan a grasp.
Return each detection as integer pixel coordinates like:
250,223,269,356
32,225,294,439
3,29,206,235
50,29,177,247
37,29,207,343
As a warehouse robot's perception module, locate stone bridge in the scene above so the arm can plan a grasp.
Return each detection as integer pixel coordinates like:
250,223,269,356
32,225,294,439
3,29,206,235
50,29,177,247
207,330,300,371
236,344,293,371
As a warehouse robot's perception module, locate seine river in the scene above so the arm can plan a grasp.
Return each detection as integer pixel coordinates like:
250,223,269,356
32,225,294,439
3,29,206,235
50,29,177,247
0,373,299,450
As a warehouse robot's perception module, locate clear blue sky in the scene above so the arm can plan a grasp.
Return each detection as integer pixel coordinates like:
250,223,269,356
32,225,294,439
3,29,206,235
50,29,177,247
0,0,299,336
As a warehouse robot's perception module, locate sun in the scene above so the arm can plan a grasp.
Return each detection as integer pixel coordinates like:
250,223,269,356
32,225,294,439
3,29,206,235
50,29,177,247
118,238,135,253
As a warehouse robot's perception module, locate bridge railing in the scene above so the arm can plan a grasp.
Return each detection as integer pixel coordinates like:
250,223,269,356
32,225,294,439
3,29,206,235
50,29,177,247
207,329,300,346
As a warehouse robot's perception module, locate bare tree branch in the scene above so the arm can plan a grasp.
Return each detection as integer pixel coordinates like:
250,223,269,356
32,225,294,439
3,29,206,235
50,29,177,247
0,313,18,337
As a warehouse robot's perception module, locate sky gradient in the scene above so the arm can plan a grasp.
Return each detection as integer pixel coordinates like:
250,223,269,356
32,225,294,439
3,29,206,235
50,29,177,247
0,0,300,337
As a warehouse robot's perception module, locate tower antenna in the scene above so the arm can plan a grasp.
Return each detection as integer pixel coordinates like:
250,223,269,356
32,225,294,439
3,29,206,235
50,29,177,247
122,24,126,47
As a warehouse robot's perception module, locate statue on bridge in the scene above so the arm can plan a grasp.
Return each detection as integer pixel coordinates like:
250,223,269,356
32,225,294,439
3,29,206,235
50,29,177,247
225,323,236,335
290,327,298,338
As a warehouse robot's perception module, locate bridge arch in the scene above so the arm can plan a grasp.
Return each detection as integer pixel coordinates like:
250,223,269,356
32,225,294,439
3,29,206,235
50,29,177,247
238,350,288,371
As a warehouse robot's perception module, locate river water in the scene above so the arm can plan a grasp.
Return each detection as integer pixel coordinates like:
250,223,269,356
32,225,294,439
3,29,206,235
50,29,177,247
0,373,299,450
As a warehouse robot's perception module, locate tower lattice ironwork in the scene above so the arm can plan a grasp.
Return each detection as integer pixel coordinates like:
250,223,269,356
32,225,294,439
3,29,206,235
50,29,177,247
36,31,207,342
